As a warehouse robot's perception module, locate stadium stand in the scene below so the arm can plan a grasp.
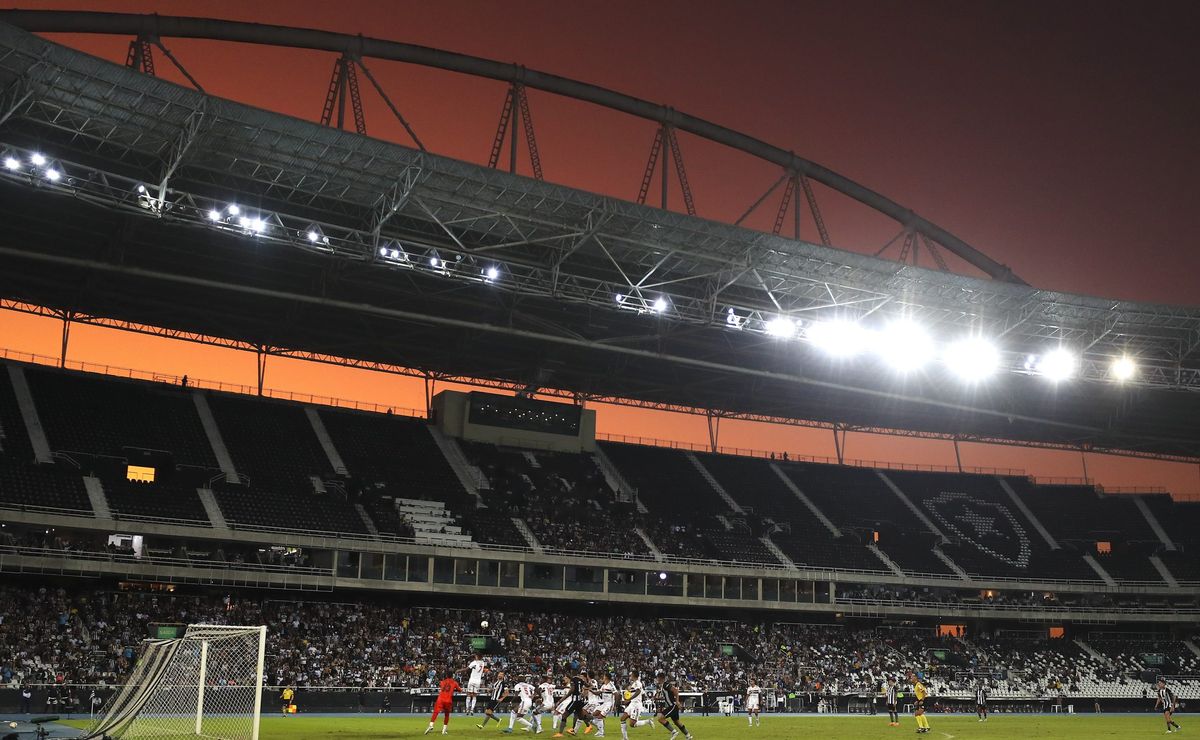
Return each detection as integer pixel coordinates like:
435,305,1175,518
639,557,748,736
0,461,91,514
0,368,33,462
102,479,210,525
24,367,216,468
206,394,333,493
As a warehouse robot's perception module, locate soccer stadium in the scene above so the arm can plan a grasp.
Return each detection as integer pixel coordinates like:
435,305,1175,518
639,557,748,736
0,4,1198,740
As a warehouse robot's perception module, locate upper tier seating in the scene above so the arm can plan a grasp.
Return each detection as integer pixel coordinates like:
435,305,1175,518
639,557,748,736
211,484,368,535
207,395,332,494
599,442,732,519
885,470,1098,581
25,367,216,468
0,369,33,462
0,461,90,513
103,478,210,525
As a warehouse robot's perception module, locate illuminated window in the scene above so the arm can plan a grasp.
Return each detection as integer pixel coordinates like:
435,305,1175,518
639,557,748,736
937,624,966,637
1048,626,1065,639
1095,541,1111,554
872,530,880,543
127,465,155,483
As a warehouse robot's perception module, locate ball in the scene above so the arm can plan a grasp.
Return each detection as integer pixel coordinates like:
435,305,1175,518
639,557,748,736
9,722,18,729
623,691,632,701
480,620,489,629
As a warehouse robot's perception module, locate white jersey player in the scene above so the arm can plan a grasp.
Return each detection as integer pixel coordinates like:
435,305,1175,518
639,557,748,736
591,672,617,737
466,655,488,714
618,671,653,740
746,681,762,726
507,678,536,733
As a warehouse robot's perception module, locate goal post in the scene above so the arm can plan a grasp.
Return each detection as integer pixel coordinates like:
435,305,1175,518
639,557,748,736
85,624,267,740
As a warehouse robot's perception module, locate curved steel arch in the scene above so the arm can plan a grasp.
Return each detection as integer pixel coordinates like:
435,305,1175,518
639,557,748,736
0,8,1026,284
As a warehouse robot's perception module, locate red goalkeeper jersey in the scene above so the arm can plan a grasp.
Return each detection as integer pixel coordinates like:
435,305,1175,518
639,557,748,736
438,678,460,702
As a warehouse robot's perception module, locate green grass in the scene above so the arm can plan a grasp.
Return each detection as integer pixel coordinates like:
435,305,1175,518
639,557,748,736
62,714,1188,739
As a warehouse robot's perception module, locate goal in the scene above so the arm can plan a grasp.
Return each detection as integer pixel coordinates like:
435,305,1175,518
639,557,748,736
85,625,267,740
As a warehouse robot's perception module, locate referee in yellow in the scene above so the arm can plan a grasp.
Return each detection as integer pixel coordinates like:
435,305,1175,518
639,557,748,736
908,673,930,734
280,686,295,716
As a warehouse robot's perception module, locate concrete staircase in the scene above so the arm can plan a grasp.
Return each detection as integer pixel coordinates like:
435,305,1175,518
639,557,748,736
761,535,796,568
1184,639,1200,659
875,470,947,543
427,426,486,507
354,503,380,536
997,477,1059,549
934,548,971,581
305,407,349,476
685,451,744,514
395,497,476,547
634,527,665,562
7,365,53,463
81,476,111,519
593,447,646,514
1082,553,1117,586
1149,555,1179,587
1074,638,1107,663
770,463,841,537
867,543,905,577
1134,496,1176,551
512,517,544,553
191,392,240,484
196,488,229,529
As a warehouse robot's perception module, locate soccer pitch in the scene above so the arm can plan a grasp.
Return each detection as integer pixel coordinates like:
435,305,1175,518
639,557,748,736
64,714,1183,739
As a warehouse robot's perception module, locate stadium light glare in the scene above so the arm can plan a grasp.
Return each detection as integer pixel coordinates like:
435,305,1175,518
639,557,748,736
764,316,797,339
44,168,60,181
430,256,441,268
806,319,871,358
379,246,388,257
207,209,221,221
249,218,266,233
653,296,668,313
3,156,18,170
615,293,626,304
306,230,320,242
29,153,45,166
1111,356,1137,381
136,184,146,194
877,320,934,372
943,338,1000,381
227,204,240,216
1035,348,1077,381
485,266,500,281
390,248,402,259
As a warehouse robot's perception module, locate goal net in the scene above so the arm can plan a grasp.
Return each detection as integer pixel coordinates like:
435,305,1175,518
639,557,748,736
84,624,267,740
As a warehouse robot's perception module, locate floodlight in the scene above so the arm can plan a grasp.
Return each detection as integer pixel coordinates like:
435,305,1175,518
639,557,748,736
30,153,45,166
1110,356,1137,381
485,266,500,280
390,248,402,259
1036,348,1076,381
379,246,389,256
307,230,319,242
806,319,870,358
877,320,934,371
207,209,221,221
653,296,668,313
136,184,147,194
227,204,240,216
765,316,797,339
658,572,668,581
430,256,441,268
4,157,20,170
615,293,627,304
943,338,1000,381
44,168,60,181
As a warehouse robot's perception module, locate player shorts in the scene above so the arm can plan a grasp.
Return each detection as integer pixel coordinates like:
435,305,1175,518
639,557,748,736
658,704,681,722
467,680,482,694
886,703,897,713
433,699,453,715
517,698,533,715
914,699,925,711
554,699,571,715
486,699,504,713
597,701,614,716
746,697,759,711
564,699,587,717
623,701,643,721
977,703,987,710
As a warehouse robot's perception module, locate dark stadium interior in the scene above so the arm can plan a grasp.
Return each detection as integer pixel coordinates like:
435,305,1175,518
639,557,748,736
3,6,1200,728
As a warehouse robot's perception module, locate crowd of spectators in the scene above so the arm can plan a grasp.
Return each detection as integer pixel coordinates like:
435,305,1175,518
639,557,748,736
4,585,1187,701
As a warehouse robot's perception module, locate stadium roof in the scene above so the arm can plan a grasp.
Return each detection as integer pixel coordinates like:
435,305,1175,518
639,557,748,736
0,15,1198,462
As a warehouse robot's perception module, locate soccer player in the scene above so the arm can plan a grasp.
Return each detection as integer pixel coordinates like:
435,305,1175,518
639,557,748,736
975,682,989,723
592,672,617,737
909,673,930,734
536,675,558,735
466,654,488,716
1155,678,1182,734
551,676,573,733
427,671,460,736
618,671,653,740
504,675,537,734
653,673,694,740
884,677,899,727
745,680,761,727
477,670,510,730
554,669,593,737
280,686,295,717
